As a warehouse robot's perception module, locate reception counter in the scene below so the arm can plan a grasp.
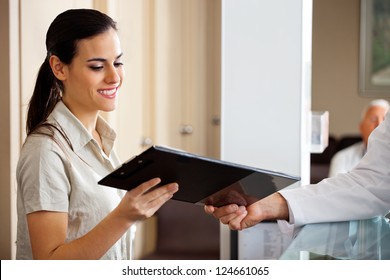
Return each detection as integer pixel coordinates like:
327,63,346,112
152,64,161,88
279,216,390,260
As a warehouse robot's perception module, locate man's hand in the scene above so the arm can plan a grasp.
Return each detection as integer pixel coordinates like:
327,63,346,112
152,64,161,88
204,192,289,230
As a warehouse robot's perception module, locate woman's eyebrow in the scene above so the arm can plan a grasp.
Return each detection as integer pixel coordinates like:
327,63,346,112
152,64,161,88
87,53,123,62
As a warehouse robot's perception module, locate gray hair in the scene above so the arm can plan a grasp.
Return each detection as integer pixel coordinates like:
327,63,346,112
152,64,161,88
361,99,390,119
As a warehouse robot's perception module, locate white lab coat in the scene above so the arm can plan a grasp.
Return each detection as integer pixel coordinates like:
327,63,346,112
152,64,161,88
279,111,390,229
328,141,366,177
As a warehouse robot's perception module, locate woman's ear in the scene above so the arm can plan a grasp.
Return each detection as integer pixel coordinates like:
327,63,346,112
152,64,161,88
49,55,67,81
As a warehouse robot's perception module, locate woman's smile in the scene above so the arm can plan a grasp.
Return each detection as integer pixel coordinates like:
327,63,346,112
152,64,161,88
97,87,119,99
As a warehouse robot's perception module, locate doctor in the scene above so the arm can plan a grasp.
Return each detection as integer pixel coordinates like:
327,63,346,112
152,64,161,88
205,110,390,232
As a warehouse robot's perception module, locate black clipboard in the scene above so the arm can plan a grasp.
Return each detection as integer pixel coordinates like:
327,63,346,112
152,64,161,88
98,145,300,206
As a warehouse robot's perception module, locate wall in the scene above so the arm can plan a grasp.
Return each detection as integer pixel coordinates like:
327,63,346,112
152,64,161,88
221,0,312,180
0,0,20,260
0,0,12,260
220,0,312,259
312,0,390,137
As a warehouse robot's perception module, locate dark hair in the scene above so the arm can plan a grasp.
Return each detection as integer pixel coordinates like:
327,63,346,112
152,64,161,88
26,9,117,135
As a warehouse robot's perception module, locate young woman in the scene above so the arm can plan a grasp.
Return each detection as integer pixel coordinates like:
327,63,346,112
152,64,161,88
16,8,178,260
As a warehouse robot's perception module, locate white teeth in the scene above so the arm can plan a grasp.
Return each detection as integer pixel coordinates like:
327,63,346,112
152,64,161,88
98,88,116,95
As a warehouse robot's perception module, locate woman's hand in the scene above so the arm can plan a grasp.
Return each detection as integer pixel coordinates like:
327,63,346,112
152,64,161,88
115,177,179,224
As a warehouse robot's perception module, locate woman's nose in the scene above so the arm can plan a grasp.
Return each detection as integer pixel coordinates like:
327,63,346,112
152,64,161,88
105,66,121,84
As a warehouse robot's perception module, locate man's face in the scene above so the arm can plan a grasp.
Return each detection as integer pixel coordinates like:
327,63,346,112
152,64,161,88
360,105,388,146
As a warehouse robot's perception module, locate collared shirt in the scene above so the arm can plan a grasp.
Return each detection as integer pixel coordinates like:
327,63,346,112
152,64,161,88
328,141,366,178
16,101,129,260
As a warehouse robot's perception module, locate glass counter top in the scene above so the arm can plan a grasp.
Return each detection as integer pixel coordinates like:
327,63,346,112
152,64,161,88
279,216,390,260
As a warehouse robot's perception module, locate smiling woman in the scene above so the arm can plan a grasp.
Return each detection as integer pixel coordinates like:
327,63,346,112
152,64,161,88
52,28,124,126
16,8,178,260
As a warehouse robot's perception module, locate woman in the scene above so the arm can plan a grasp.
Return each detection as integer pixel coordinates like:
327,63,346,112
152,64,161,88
16,9,178,260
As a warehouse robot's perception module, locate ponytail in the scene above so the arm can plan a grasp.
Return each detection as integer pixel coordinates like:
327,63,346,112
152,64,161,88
26,57,61,135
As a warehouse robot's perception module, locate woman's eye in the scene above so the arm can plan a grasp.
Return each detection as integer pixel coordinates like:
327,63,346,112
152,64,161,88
114,62,124,68
89,65,103,71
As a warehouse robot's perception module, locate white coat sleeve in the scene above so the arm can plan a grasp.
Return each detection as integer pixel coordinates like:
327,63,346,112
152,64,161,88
279,112,390,228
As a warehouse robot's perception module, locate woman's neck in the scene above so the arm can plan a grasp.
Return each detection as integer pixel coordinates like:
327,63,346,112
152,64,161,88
62,100,99,134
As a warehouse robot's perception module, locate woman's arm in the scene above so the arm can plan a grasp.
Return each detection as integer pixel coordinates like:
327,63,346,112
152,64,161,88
27,178,178,259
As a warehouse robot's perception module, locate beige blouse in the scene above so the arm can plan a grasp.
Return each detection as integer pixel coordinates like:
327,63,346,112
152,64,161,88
16,101,129,259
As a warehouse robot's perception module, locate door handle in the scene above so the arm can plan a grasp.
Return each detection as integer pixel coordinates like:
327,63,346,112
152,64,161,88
180,125,193,135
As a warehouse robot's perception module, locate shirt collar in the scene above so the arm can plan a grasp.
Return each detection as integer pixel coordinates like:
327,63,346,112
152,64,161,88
48,101,117,155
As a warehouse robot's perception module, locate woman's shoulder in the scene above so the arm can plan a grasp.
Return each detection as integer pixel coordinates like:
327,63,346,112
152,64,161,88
21,124,72,159
17,128,72,182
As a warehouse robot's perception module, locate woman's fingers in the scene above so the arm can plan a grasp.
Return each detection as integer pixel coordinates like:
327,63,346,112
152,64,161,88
137,180,179,213
119,180,179,222
144,183,179,207
129,177,162,197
